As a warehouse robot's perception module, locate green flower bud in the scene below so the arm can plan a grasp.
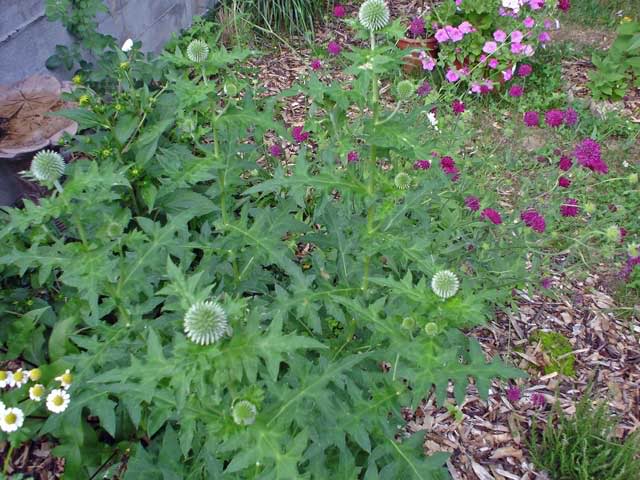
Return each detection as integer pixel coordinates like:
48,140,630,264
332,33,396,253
396,80,415,101
605,225,620,242
394,172,412,190
401,317,416,330
186,39,209,63
232,400,257,426
424,322,438,336
224,82,238,96
584,202,596,214
629,173,638,185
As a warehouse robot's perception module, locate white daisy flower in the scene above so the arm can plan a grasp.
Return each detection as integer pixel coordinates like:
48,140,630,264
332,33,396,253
9,369,28,388
29,384,45,401
431,270,460,299
28,368,42,382
184,301,232,345
0,400,5,411
0,407,24,433
46,389,71,413
55,369,73,389
121,38,134,52
0,371,10,388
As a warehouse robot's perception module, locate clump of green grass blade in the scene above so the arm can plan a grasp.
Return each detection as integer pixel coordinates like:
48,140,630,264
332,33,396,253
529,393,640,480
232,0,328,36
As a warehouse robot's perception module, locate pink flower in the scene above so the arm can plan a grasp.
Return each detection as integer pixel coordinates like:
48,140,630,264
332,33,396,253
269,144,283,157
530,0,545,10
445,69,460,82
482,41,498,54
559,155,573,171
538,31,551,43
465,196,480,212
446,26,464,42
523,45,535,56
292,126,309,143
420,54,436,71
541,277,553,289
458,21,474,34
310,59,322,70
523,111,540,127
524,17,535,28
452,99,465,114
347,151,359,163
435,28,450,43
494,29,507,42
564,107,578,126
414,160,431,170
558,176,571,188
531,392,547,408
545,109,565,127
521,209,546,233
506,386,521,403
440,156,460,181
511,42,524,54
409,17,425,37
417,80,432,96
574,138,608,174
558,0,571,12
509,85,524,97
517,64,533,77
502,69,513,81
327,41,342,56
333,4,346,17
471,83,482,94
488,58,499,69
560,198,579,217
481,208,502,225
511,30,524,43
544,19,554,29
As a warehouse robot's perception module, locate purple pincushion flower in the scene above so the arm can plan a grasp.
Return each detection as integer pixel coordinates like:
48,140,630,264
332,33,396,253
413,160,431,170
269,144,283,157
292,126,309,143
506,386,521,403
327,41,342,56
409,17,425,37
559,155,573,171
574,138,608,174
452,99,465,114
524,111,540,127
465,196,480,212
560,198,579,217
564,107,578,126
481,208,502,224
545,109,565,127
417,81,432,96
558,176,571,188
509,85,524,97
347,150,359,163
531,392,546,408
517,64,533,77
310,59,322,71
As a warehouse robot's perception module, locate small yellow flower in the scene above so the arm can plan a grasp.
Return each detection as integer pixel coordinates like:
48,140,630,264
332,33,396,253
119,61,129,70
29,368,42,382
622,16,632,23
0,371,9,388
29,384,45,401
79,95,91,106
55,369,73,389
46,389,70,413
114,104,124,112
72,74,82,85
10,369,28,388
0,407,24,433
101,148,112,158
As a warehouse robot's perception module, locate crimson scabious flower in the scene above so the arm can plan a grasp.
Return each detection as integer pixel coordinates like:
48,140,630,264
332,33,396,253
440,156,460,181
558,176,571,188
521,209,546,233
292,126,309,143
620,227,627,242
417,81,432,96
620,255,640,281
481,208,502,224
541,277,553,289
327,41,342,56
558,0,571,12
409,17,425,37
465,196,480,212
523,111,539,127
347,151,359,163
269,144,283,157
558,155,572,171
506,386,521,403
333,4,346,17
560,198,579,217
452,99,465,114
564,107,578,126
509,85,524,97
574,138,608,174
310,59,322,71
413,160,431,170
545,109,565,127
531,392,546,408
517,64,533,77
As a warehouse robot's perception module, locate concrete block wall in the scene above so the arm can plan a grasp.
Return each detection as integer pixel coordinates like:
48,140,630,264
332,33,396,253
0,0,215,85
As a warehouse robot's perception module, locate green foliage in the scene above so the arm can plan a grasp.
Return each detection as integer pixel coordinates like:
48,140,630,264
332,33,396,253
589,20,640,100
529,394,640,480
531,331,576,377
226,0,328,36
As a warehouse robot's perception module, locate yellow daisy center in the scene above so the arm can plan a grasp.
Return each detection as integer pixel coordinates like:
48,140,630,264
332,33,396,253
5,413,16,424
0,371,6,381
53,395,64,406
32,386,44,397
29,369,42,381
62,373,73,384
13,371,24,382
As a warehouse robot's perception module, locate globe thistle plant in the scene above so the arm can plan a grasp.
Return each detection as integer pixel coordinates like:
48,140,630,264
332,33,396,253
424,322,438,337
394,172,412,190
431,270,460,299
186,39,209,63
358,0,390,31
396,80,415,101
232,400,257,426
29,150,65,190
184,300,232,346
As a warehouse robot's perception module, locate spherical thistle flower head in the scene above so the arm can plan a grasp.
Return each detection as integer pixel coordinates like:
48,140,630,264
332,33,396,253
517,63,533,77
46,388,70,414
232,400,257,426
560,198,579,217
359,0,390,31
333,4,346,18
424,322,439,336
558,176,571,188
327,41,342,56
396,80,415,101
186,39,209,63
509,85,524,97
394,172,412,190
431,270,460,299
541,277,553,289
545,109,565,127
184,300,232,346
558,155,573,171
401,317,416,330
31,150,65,183
0,407,24,433
606,225,621,242
481,208,502,225
29,384,45,401
523,111,539,127
452,99,465,114
10,368,28,388
347,150,359,163
55,369,73,389
465,196,480,212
